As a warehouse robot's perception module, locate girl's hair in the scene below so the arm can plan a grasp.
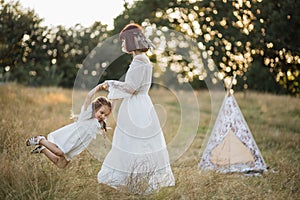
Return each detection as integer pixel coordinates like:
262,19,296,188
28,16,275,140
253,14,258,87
92,96,112,131
119,23,151,53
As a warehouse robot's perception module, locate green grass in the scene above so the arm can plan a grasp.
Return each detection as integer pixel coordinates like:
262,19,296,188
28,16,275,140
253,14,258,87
0,83,299,199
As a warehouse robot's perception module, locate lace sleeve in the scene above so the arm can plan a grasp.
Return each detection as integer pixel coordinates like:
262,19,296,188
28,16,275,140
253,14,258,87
105,80,135,99
105,63,147,99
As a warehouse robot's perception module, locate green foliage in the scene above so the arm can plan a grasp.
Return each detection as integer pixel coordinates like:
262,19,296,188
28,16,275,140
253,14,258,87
0,0,299,96
0,0,108,87
0,0,42,82
235,58,285,94
255,0,300,96
113,0,299,96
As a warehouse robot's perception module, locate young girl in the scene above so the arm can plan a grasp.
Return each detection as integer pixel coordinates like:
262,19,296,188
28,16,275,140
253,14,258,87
26,84,112,169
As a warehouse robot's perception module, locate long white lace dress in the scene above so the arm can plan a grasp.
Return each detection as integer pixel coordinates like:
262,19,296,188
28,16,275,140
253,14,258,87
97,54,175,193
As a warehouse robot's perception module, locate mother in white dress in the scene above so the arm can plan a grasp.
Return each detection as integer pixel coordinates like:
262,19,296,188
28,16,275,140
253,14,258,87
97,23,175,193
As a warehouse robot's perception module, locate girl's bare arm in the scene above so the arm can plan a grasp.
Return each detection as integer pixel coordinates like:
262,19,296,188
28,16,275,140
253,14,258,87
83,83,108,110
84,85,100,110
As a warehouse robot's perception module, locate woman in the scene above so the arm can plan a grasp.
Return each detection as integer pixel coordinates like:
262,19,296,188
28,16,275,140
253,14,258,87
97,23,175,193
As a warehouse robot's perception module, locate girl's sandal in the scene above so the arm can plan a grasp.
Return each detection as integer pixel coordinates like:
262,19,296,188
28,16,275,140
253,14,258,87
31,145,45,154
26,136,45,146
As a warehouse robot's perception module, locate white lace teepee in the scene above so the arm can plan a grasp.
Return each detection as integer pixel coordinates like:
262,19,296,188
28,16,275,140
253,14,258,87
199,76,267,174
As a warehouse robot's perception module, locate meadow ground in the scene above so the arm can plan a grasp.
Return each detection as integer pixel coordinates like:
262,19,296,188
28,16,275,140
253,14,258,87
0,83,299,199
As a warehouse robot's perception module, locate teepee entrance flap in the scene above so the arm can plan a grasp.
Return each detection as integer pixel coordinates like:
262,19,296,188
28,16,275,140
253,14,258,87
210,129,255,166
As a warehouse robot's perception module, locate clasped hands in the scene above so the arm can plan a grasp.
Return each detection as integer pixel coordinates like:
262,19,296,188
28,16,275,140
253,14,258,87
98,82,109,91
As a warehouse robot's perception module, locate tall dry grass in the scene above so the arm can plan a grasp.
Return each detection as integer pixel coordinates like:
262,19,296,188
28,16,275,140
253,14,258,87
0,83,299,199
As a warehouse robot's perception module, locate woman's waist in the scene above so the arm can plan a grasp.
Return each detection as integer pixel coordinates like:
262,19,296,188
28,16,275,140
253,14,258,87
133,92,149,96
132,90,149,95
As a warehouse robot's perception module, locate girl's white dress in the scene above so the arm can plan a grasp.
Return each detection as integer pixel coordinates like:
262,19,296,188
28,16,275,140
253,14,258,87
97,54,175,193
47,104,102,161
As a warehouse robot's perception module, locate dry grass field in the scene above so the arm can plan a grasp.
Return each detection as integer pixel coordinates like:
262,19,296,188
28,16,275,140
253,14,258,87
0,83,299,199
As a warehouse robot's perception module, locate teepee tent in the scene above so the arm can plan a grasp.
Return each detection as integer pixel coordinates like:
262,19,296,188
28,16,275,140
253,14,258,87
199,76,267,174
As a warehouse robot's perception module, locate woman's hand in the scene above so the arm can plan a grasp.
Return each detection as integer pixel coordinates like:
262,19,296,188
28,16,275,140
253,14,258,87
98,82,109,91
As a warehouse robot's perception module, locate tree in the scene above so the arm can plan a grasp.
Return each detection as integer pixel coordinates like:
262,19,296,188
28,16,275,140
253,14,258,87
113,0,299,96
0,0,42,82
0,0,109,87
255,0,300,96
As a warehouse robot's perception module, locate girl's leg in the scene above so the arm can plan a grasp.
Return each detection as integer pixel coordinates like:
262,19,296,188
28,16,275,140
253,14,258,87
40,148,69,169
39,138,64,157
39,139,69,169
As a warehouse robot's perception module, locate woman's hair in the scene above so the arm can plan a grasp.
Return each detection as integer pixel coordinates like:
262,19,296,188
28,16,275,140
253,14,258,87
119,23,151,52
92,96,112,131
